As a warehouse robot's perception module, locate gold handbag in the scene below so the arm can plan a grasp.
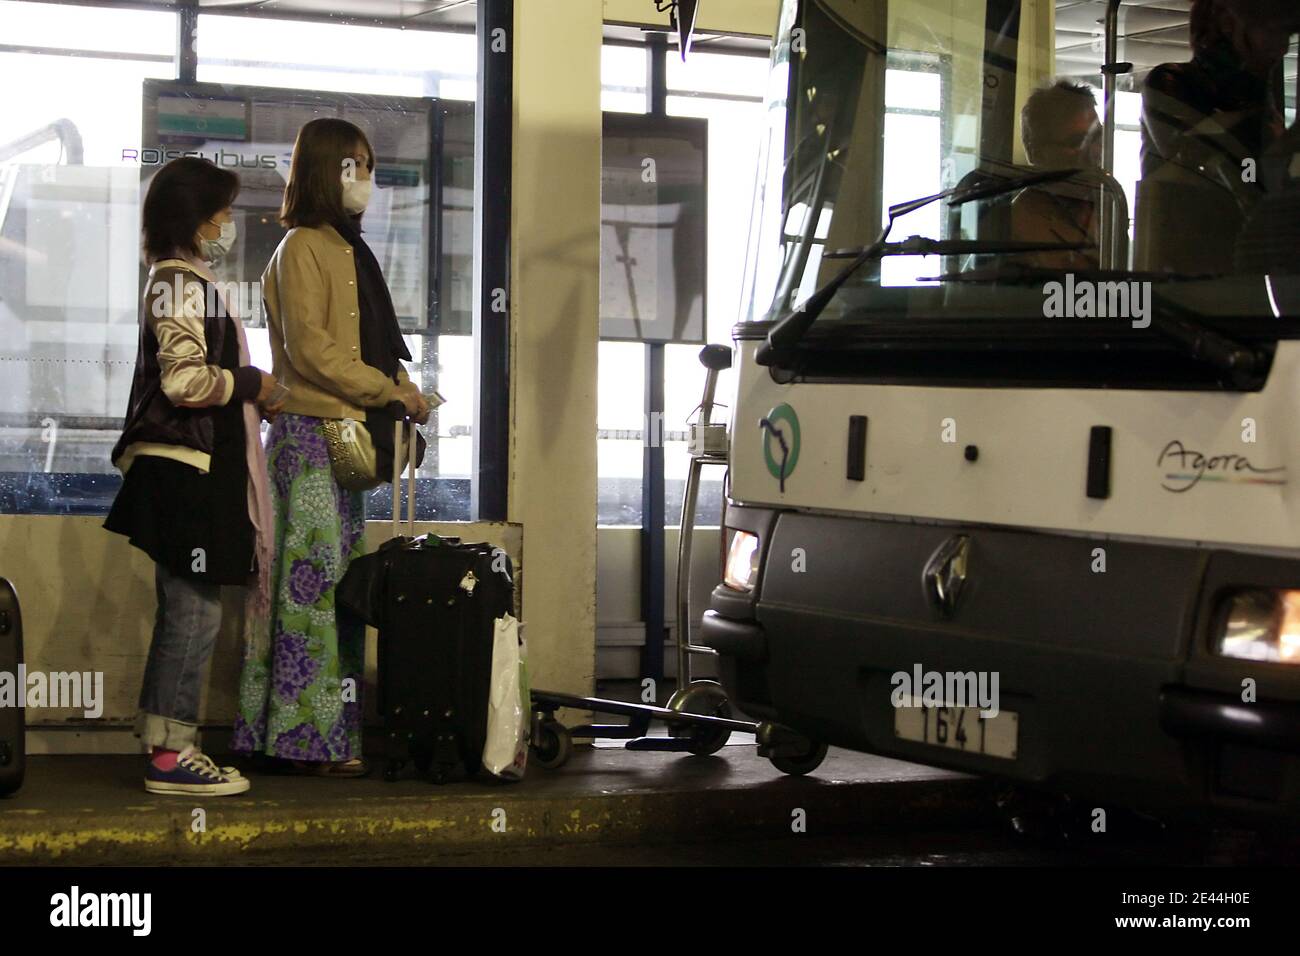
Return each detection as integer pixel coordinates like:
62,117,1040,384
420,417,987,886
321,418,382,492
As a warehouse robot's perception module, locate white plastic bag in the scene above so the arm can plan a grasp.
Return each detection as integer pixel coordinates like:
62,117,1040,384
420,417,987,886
483,614,529,780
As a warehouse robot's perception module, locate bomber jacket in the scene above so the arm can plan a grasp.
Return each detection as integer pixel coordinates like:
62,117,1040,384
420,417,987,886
261,223,410,421
111,258,263,475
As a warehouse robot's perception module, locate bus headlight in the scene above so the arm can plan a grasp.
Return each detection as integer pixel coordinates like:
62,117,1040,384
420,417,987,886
723,530,760,592
1217,589,1300,664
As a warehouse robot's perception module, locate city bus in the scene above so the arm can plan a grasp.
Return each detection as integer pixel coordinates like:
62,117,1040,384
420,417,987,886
703,0,1300,823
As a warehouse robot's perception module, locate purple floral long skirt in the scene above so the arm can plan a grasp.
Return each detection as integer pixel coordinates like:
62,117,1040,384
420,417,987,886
232,414,367,762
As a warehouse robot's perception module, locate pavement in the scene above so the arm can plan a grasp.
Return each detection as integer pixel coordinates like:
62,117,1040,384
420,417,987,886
0,744,994,866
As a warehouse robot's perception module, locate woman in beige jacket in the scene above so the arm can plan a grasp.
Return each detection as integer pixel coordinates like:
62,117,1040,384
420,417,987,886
233,118,428,776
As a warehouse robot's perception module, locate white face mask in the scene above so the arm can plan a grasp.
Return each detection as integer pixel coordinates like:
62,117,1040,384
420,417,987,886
342,177,372,215
199,219,237,262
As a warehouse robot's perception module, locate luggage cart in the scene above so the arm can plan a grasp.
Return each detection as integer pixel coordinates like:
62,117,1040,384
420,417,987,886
529,345,829,776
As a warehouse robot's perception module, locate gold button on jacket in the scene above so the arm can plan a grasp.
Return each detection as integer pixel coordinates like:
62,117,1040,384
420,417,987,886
262,223,408,421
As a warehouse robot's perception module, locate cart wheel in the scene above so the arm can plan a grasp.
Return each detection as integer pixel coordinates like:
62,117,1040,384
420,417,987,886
531,720,572,770
670,681,733,756
770,740,828,776
383,758,405,783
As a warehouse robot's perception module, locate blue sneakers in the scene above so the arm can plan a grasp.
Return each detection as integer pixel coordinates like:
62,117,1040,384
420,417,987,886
144,748,251,796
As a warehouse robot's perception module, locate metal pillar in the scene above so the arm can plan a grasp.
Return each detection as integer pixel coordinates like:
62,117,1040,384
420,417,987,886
177,0,197,83
472,0,512,521
639,33,670,686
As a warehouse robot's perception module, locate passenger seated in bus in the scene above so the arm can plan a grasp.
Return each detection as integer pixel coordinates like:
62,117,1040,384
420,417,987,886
1137,0,1290,274
1010,80,1104,271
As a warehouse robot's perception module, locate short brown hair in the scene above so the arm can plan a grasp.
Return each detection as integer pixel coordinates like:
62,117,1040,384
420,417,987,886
141,157,239,262
279,118,374,228
1021,80,1096,164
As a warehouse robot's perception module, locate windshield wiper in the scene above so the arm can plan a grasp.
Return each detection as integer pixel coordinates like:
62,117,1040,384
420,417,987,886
768,258,1265,387
757,168,1081,365
1148,294,1263,388
825,238,1091,259
897,263,1262,385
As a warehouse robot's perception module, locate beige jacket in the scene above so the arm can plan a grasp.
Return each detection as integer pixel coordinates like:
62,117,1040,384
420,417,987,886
262,223,409,421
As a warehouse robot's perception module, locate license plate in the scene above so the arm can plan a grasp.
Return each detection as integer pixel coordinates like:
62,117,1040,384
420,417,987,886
893,698,1019,760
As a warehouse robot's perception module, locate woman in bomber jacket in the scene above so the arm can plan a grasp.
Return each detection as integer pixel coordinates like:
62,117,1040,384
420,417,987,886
105,157,281,796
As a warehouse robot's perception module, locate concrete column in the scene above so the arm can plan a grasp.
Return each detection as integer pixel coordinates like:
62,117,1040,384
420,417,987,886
509,0,603,695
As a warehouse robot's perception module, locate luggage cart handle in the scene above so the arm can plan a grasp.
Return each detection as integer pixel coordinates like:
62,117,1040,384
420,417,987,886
697,344,732,427
675,344,733,688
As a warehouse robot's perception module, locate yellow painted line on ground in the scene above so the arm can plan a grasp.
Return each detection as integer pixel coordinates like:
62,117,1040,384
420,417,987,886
183,812,463,849
0,786,893,861
0,825,168,856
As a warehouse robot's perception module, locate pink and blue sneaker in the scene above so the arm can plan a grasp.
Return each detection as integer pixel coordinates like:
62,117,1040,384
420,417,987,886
145,747,250,796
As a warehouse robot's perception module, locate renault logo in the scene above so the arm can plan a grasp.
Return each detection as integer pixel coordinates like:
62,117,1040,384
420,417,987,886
923,534,970,619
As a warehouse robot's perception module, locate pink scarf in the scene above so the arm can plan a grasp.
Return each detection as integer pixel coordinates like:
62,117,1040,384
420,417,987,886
184,254,275,621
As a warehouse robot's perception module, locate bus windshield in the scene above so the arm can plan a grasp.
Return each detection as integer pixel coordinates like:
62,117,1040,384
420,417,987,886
738,0,1300,347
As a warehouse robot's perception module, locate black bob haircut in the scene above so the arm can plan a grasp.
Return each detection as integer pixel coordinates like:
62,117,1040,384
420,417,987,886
141,157,240,263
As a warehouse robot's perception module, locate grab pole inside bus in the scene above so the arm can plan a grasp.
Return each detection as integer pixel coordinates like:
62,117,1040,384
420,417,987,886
1100,0,1132,269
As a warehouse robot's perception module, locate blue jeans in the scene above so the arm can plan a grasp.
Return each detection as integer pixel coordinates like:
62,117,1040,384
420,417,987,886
135,562,224,751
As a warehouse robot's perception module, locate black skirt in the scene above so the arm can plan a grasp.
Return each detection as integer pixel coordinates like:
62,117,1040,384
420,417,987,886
104,320,255,585
104,452,254,585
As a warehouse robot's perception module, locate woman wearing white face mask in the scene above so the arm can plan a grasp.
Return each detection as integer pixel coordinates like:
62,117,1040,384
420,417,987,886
105,157,282,795
232,119,428,778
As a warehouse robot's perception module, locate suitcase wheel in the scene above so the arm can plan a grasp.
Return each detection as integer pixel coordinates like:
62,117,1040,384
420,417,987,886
530,719,572,770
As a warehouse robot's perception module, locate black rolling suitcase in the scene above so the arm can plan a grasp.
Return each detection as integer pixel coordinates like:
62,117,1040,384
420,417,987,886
337,421,515,783
0,578,25,797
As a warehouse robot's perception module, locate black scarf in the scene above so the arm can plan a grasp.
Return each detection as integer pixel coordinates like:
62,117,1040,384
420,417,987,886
333,216,425,476
333,216,411,376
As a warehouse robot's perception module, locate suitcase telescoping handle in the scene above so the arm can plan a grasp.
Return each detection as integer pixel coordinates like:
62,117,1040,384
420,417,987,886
391,417,417,538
